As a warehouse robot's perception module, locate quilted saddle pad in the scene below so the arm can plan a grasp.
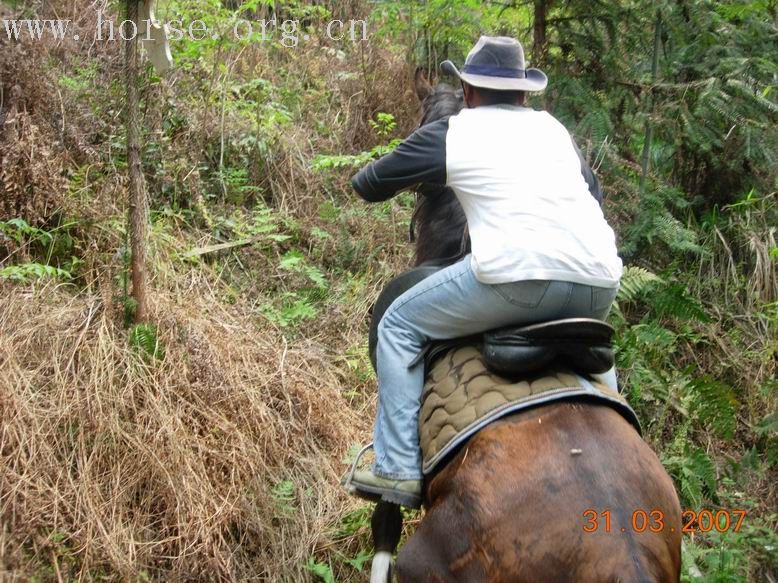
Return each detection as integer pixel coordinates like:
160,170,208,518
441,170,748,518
420,346,641,475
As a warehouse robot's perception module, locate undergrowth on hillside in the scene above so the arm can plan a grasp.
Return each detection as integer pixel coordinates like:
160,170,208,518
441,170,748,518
0,0,775,581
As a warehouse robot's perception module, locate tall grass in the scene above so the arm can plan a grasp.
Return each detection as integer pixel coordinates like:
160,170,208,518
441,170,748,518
0,276,369,580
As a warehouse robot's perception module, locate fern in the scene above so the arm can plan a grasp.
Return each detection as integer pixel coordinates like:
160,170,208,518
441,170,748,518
128,324,164,361
617,265,662,303
664,445,718,507
649,283,710,322
312,113,401,172
577,109,613,147
617,266,709,322
271,480,297,518
630,320,678,352
685,377,738,439
650,212,704,254
622,193,704,259
304,557,335,583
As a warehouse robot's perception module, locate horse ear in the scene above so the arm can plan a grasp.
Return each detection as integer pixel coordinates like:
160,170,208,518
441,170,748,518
414,67,433,102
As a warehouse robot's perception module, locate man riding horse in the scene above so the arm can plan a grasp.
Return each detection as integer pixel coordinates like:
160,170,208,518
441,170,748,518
347,36,623,508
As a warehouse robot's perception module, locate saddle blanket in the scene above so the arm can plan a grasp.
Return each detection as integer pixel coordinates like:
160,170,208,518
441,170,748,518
420,346,641,475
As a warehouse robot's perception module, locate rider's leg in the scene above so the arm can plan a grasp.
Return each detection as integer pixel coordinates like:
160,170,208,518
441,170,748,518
371,256,618,481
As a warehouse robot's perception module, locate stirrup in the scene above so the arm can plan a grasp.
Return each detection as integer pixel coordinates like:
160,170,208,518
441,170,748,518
342,442,375,496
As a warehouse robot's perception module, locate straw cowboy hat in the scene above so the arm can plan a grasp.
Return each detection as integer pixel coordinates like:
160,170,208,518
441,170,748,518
441,36,547,92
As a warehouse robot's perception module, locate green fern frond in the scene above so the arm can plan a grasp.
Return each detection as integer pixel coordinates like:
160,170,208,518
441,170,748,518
649,283,711,322
664,445,718,507
129,324,165,361
578,109,613,146
686,376,738,438
652,212,704,254
687,447,718,502
629,321,678,351
617,266,662,303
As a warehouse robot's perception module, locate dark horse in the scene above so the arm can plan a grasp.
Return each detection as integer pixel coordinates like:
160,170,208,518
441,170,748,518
366,71,682,582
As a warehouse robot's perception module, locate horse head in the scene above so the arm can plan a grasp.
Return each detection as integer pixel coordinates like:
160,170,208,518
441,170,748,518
410,70,470,267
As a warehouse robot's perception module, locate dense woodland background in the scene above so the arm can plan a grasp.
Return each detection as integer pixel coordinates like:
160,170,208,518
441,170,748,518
0,0,776,580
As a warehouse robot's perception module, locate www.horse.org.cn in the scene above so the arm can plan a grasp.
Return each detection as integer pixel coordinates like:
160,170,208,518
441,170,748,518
2,13,369,47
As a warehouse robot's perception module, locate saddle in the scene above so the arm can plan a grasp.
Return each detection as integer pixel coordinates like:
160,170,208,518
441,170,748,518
368,267,640,475
369,266,615,376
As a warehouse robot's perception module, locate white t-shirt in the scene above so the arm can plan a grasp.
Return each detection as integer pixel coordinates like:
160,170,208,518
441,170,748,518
352,104,623,288
446,106,622,286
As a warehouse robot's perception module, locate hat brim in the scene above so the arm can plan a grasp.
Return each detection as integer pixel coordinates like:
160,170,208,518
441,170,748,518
440,60,547,92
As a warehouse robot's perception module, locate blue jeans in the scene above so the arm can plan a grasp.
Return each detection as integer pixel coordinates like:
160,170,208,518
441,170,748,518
373,256,618,480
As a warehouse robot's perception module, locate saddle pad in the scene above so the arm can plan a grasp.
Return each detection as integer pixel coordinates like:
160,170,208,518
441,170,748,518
419,346,641,475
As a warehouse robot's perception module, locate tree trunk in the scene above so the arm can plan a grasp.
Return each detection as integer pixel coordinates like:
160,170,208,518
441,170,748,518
533,0,553,67
639,11,662,197
126,0,148,323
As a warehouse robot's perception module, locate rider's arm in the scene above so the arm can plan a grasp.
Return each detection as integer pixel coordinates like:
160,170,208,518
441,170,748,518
351,119,448,203
571,137,603,205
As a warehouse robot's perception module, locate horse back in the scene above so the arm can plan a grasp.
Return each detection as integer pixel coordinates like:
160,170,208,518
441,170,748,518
396,402,682,582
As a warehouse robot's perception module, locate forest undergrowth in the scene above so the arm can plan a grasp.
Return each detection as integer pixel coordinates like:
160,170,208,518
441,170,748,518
0,0,775,581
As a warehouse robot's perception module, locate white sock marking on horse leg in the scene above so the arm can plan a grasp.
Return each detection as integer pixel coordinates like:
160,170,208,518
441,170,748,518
370,551,393,583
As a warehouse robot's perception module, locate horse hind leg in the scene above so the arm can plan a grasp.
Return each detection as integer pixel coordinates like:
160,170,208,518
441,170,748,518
395,499,488,583
370,501,403,583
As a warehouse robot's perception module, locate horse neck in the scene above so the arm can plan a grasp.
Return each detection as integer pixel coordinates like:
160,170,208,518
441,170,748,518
412,189,469,267
413,87,468,267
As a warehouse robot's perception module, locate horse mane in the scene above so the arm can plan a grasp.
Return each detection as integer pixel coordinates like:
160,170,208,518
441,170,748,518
419,83,463,126
412,84,470,267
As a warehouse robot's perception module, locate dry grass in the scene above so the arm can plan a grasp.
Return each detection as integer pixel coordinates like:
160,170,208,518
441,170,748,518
0,272,372,581
0,6,419,577
2,0,774,579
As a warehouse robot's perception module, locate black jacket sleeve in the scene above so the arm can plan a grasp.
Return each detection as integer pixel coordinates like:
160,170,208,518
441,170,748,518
351,118,449,202
570,137,603,205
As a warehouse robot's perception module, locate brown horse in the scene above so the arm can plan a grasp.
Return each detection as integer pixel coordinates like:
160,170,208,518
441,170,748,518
365,72,682,583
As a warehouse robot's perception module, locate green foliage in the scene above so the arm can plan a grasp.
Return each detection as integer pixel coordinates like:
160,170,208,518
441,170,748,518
685,377,738,439
272,479,297,518
664,444,718,507
305,557,336,583
312,113,400,171
217,166,257,206
617,266,662,304
343,550,372,572
682,520,778,583
240,204,292,243
128,324,165,361
261,291,319,328
369,112,397,138
616,265,709,322
0,218,53,246
0,262,71,282
649,283,710,323
0,216,81,281
336,505,373,538
375,0,518,70
58,62,99,96
622,187,706,258
311,141,401,171
343,340,375,387
279,249,328,290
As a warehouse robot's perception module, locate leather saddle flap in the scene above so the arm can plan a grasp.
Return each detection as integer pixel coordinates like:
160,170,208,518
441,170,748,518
483,318,615,376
